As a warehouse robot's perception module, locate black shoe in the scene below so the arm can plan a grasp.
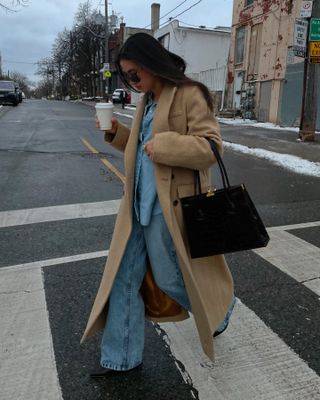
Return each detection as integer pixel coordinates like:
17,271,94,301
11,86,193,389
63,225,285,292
90,366,118,378
213,321,229,338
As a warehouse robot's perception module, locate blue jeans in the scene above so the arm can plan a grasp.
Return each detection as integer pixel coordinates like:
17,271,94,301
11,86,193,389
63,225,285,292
100,213,234,370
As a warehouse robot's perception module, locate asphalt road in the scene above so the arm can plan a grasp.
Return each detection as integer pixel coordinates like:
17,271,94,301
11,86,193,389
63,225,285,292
0,99,319,400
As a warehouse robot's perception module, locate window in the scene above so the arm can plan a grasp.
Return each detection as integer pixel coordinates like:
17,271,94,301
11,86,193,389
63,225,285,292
235,26,246,64
158,33,170,50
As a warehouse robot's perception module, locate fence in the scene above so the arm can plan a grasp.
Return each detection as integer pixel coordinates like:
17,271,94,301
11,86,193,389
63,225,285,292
187,65,227,92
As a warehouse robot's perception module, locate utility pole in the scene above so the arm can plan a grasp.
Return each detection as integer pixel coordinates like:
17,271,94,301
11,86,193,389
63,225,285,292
104,0,109,101
299,0,320,142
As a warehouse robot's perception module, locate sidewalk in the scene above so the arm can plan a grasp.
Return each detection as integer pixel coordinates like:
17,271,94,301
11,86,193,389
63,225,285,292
218,118,320,165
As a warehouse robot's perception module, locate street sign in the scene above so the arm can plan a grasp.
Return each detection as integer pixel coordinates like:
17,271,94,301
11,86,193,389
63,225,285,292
310,41,320,56
293,19,308,57
309,41,320,63
300,1,313,18
310,18,320,41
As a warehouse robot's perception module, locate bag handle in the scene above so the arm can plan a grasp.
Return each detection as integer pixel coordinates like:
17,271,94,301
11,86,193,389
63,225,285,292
194,138,231,195
207,139,231,188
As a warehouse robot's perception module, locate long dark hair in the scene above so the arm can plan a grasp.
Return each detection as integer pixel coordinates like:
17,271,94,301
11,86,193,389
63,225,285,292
116,33,213,111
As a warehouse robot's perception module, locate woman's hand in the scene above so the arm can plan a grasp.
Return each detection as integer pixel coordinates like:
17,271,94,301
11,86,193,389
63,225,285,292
96,115,118,135
144,139,154,160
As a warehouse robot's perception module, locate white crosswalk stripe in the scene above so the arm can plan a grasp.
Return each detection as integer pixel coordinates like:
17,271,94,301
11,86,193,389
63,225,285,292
159,301,320,400
254,230,320,296
0,200,319,399
0,268,63,400
0,199,121,228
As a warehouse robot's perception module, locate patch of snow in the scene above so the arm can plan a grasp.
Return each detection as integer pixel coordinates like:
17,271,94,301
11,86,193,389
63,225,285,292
223,141,320,178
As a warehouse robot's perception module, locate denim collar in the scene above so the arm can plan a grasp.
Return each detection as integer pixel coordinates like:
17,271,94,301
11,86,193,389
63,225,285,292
146,92,155,106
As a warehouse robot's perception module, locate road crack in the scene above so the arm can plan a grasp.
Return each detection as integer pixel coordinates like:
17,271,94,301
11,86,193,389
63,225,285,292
154,323,200,400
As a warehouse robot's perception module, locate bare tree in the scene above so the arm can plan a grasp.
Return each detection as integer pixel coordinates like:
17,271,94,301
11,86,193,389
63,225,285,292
8,71,32,96
0,0,30,12
35,1,104,99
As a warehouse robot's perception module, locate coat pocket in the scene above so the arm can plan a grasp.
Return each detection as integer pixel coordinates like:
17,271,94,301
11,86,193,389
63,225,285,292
177,183,195,199
177,180,209,199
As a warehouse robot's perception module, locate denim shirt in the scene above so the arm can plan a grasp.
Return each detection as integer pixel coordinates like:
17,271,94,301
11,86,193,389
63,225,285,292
134,94,162,226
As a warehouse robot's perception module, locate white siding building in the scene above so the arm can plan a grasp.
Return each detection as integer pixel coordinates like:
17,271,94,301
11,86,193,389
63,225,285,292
154,20,231,109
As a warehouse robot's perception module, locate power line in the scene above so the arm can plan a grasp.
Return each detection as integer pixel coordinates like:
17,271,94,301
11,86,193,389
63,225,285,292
178,19,208,28
159,0,203,28
143,0,188,29
3,59,38,65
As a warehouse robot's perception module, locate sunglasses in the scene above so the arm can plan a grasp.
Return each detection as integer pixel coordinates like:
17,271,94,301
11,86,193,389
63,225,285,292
122,69,142,83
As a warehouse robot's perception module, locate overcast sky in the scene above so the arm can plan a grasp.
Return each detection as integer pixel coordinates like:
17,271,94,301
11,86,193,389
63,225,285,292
0,0,233,84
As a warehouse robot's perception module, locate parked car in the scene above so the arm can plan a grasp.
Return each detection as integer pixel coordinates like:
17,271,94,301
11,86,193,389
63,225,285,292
0,80,20,106
112,89,124,103
112,89,131,104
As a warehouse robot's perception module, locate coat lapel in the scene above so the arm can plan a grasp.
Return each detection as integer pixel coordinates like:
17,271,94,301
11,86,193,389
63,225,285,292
153,84,177,134
124,94,147,184
124,85,177,215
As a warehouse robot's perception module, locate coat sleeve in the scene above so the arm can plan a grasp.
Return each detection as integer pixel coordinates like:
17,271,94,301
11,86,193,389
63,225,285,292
152,86,222,170
104,121,130,152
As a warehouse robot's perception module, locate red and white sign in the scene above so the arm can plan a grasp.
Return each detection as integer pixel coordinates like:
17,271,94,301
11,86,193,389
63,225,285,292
300,1,313,18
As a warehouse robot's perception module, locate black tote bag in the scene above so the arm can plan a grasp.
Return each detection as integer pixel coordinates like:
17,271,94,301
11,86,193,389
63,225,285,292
180,139,270,258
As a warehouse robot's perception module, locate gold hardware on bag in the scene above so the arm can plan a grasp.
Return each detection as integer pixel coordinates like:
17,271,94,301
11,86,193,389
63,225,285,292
206,187,216,197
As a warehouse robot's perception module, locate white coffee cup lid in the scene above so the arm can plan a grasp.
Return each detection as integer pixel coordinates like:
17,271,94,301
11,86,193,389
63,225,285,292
95,102,114,109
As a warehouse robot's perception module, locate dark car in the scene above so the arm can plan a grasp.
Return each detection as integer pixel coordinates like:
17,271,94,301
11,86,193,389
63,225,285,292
0,80,20,106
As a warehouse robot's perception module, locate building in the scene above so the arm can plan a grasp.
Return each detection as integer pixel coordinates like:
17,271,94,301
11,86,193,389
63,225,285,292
107,4,160,93
108,23,153,92
154,20,231,112
226,0,320,128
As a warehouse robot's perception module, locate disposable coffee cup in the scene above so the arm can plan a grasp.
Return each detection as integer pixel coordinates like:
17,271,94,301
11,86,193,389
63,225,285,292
95,102,114,130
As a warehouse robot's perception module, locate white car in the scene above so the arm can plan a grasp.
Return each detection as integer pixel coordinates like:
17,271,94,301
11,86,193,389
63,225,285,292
112,89,126,103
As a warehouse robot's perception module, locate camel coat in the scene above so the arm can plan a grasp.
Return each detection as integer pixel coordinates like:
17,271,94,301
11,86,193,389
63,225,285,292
81,84,234,361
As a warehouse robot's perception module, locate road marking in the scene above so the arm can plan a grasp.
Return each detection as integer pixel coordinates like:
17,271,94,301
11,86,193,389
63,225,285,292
1,198,319,297
101,158,126,184
267,220,320,231
2,229,320,299
0,268,63,400
0,200,121,228
114,111,133,119
0,250,109,272
81,138,99,154
254,230,320,296
81,138,126,184
158,301,320,399
1,201,318,231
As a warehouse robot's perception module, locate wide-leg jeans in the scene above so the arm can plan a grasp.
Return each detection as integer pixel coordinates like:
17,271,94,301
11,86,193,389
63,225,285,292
100,213,234,370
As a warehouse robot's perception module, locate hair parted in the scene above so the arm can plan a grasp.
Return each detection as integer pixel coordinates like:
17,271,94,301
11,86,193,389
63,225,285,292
116,33,213,111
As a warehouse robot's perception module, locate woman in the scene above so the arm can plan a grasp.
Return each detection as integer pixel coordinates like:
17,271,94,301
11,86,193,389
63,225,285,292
81,33,234,377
